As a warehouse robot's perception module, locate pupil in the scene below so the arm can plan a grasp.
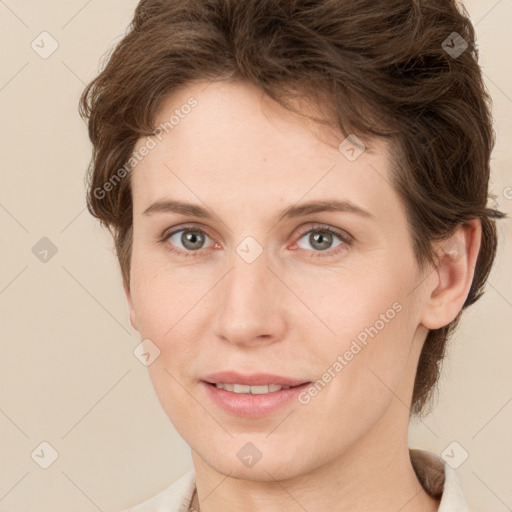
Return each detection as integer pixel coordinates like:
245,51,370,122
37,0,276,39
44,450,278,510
312,231,332,250
184,231,203,250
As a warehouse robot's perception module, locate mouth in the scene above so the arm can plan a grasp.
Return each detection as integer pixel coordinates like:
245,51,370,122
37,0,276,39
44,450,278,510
203,381,310,394
200,380,313,418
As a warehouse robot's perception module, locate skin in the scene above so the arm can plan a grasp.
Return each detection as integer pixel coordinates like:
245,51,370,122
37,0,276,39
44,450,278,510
125,78,481,512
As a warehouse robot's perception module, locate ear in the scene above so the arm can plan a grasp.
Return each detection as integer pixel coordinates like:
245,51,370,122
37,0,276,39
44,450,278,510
124,281,139,332
420,218,482,330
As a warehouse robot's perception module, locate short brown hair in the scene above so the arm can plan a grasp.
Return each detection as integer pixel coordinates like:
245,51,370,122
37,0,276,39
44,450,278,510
79,0,507,417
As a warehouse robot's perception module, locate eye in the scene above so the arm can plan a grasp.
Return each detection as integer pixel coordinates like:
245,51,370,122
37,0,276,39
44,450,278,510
164,227,215,257
161,223,352,259
294,224,352,257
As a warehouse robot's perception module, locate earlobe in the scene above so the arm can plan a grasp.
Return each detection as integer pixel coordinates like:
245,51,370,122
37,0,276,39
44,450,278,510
123,282,139,332
420,219,482,330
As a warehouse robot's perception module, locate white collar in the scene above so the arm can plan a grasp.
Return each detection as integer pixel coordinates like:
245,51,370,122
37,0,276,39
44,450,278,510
410,447,471,511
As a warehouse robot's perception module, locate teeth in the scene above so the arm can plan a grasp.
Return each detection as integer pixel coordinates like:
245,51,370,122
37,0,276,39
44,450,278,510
214,383,292,394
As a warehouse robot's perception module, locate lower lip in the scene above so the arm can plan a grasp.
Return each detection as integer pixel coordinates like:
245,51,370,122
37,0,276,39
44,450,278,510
200,381,311,418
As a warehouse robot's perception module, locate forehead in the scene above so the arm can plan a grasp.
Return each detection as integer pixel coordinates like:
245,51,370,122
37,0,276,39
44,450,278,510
130,79,401,226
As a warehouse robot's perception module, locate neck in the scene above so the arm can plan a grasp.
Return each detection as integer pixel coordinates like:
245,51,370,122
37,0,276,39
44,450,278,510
189,406,440,512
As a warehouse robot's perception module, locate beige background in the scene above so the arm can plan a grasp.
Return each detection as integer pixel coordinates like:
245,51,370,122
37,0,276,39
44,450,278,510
0,1,511,511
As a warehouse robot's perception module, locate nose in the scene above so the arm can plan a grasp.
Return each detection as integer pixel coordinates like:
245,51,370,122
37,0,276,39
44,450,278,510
212,248,288,348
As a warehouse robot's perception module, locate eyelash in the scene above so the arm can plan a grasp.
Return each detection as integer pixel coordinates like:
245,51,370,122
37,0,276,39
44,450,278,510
160,223,353,259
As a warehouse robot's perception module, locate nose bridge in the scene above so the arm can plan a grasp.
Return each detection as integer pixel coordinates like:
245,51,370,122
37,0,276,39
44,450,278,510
213,242,285,345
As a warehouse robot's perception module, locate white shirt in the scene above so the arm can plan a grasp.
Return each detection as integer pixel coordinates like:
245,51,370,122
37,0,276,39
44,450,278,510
122,448,470,511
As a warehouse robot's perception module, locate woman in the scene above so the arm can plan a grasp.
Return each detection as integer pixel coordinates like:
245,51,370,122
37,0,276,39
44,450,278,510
79,0,506,510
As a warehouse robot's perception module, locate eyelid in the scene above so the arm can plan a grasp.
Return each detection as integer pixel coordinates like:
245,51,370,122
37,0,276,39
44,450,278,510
162,222,212,238
294,223,353,243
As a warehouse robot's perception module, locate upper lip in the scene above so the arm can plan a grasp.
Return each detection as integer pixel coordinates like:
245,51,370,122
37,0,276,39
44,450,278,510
202,371,310,387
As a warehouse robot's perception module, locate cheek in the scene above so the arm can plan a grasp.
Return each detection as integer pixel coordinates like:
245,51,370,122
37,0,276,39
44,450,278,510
295,260,417,404
128,261,218,396
129,244,198,337
331,303,410,384
131,270,201,423
285,257,412,348
301,303,414,444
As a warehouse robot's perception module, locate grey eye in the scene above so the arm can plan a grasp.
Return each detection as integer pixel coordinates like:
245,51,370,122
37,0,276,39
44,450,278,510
296,230,344,252
168,229,212,251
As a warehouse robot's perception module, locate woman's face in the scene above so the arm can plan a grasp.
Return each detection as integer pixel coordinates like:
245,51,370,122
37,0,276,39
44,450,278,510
126,79,431,481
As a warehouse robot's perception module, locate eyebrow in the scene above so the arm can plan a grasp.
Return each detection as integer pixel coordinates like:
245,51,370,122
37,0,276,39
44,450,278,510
142,198,375,222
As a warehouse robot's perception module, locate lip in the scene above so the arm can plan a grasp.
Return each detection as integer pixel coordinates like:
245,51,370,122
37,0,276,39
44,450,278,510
202,371,309,387
201,380,312,418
